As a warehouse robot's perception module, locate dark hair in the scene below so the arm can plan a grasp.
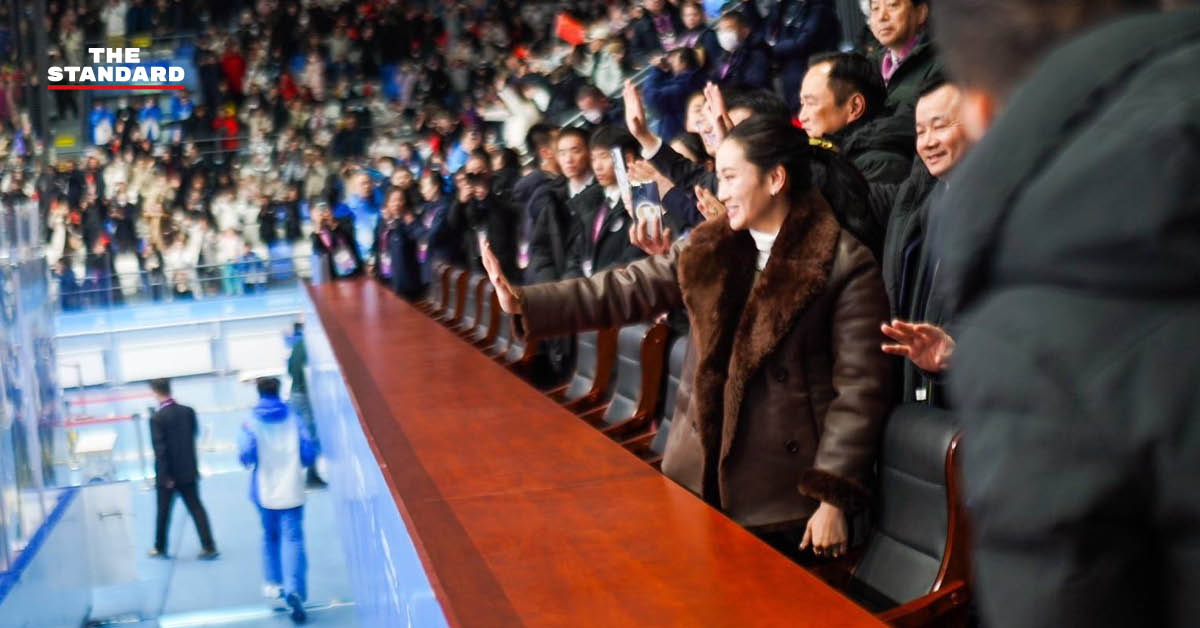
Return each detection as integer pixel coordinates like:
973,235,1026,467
385,186,408,208
575,84,605,103
557,125,590,148
723,87,792,120
150,378,171,396
725,115,812,202
466,149,492,173
718,10,751,30
293,322,303,335
668,47,700,72
494,147,521,171
525,123,558,157
808,52,887,118
257,377,281,397
931,0,1155,100
589,125,640,156
918,70,950,98
669,131,708,164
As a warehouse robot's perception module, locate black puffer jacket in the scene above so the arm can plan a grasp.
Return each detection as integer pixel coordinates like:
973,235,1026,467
932,11,1200,628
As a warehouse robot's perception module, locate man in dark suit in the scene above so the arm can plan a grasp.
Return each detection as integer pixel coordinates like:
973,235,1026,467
148,378,219,560
564,127,647,278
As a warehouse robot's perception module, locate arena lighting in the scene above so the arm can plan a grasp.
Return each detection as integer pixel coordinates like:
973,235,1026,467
46,47,185,90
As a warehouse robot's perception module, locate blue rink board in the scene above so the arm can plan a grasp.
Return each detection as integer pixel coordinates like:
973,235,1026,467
303,291,449,628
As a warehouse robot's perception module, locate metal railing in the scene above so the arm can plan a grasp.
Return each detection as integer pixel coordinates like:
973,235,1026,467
54,252,312,313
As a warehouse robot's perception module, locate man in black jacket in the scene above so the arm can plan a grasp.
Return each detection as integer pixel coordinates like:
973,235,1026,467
456,152,521,281
866,0,941,119
563,127,647,278
924,2,1200,626
149,378,218,560
799,52,914,186
527,127,593,284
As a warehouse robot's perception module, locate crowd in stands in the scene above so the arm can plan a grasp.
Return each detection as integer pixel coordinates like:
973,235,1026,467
3,1,1197,625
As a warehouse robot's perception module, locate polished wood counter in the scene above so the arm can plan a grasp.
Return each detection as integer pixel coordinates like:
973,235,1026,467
307,279,884,627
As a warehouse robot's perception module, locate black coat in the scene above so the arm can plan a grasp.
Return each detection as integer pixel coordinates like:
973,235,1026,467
870,32,941,121
410,197,462,281
150,402,200,488
766,0,841,110
371,218,425,300
454,192,521,281
932,12,1200,628
830,112,915,186
311,220,364,279
710,41,771,90
526,177,573,283
631,9,683,58
563,185,646,278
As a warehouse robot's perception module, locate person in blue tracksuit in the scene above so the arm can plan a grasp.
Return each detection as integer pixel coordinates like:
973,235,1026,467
238,377,318,624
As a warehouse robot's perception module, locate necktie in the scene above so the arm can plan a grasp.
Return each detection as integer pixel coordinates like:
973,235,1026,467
593,200,609,243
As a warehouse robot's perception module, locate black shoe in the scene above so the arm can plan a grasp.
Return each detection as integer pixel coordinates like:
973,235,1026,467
148,548,167,559
197,548,220,560
286,593,307,623
305,468,327,489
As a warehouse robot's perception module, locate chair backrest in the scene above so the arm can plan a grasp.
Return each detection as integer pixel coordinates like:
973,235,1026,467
601,323,668,426
560,329,619,404
849,404,964,609
661,334,689,423
650,418,672,456
445,268,469,323
459,274,485,330
430,262,447,310
474,283,499,340
492,311,512,355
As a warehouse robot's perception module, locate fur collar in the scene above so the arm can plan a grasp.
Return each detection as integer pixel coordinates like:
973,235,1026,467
678,190,842,488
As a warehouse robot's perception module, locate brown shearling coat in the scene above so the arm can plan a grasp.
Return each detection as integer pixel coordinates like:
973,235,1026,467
515,190,893,531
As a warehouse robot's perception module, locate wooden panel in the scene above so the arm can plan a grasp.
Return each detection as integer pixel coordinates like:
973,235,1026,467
307,279,884,628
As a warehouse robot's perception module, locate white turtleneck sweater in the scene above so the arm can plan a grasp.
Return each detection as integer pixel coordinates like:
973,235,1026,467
749,228,778,271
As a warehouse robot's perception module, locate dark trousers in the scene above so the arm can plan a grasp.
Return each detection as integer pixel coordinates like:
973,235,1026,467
155,482,216,553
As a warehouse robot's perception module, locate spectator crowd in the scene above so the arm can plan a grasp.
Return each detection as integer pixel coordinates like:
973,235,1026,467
2,1,1199,626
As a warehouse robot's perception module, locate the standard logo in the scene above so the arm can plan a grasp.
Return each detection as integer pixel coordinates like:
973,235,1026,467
47,47,185,91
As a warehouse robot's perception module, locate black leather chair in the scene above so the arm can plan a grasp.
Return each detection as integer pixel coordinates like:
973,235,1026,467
623,334,689,469
440,268,470,326
418,262,449,315
454,274,487,337
545,328,618,413
500,322,539,370
830,404,970,628
577,323,669,439
468,284,502,348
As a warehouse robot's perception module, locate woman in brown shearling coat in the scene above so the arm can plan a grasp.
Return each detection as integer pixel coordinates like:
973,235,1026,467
483,116,893,560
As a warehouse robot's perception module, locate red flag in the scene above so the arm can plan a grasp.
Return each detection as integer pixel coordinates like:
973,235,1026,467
555,12,586,46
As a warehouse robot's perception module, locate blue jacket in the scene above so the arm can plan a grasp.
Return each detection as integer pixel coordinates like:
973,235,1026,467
643,67,706,143
767,0,842,109
709,41,771,90
238,396,318,509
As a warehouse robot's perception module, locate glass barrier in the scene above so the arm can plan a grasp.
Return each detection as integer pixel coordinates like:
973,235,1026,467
0,199,65,574
51,253,314,313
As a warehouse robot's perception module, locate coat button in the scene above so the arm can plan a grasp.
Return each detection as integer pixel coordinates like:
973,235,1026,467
773,367,788,383
785,440,800,454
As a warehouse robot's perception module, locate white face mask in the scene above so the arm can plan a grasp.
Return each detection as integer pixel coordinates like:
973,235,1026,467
717,29,740,53
582,109,603,124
